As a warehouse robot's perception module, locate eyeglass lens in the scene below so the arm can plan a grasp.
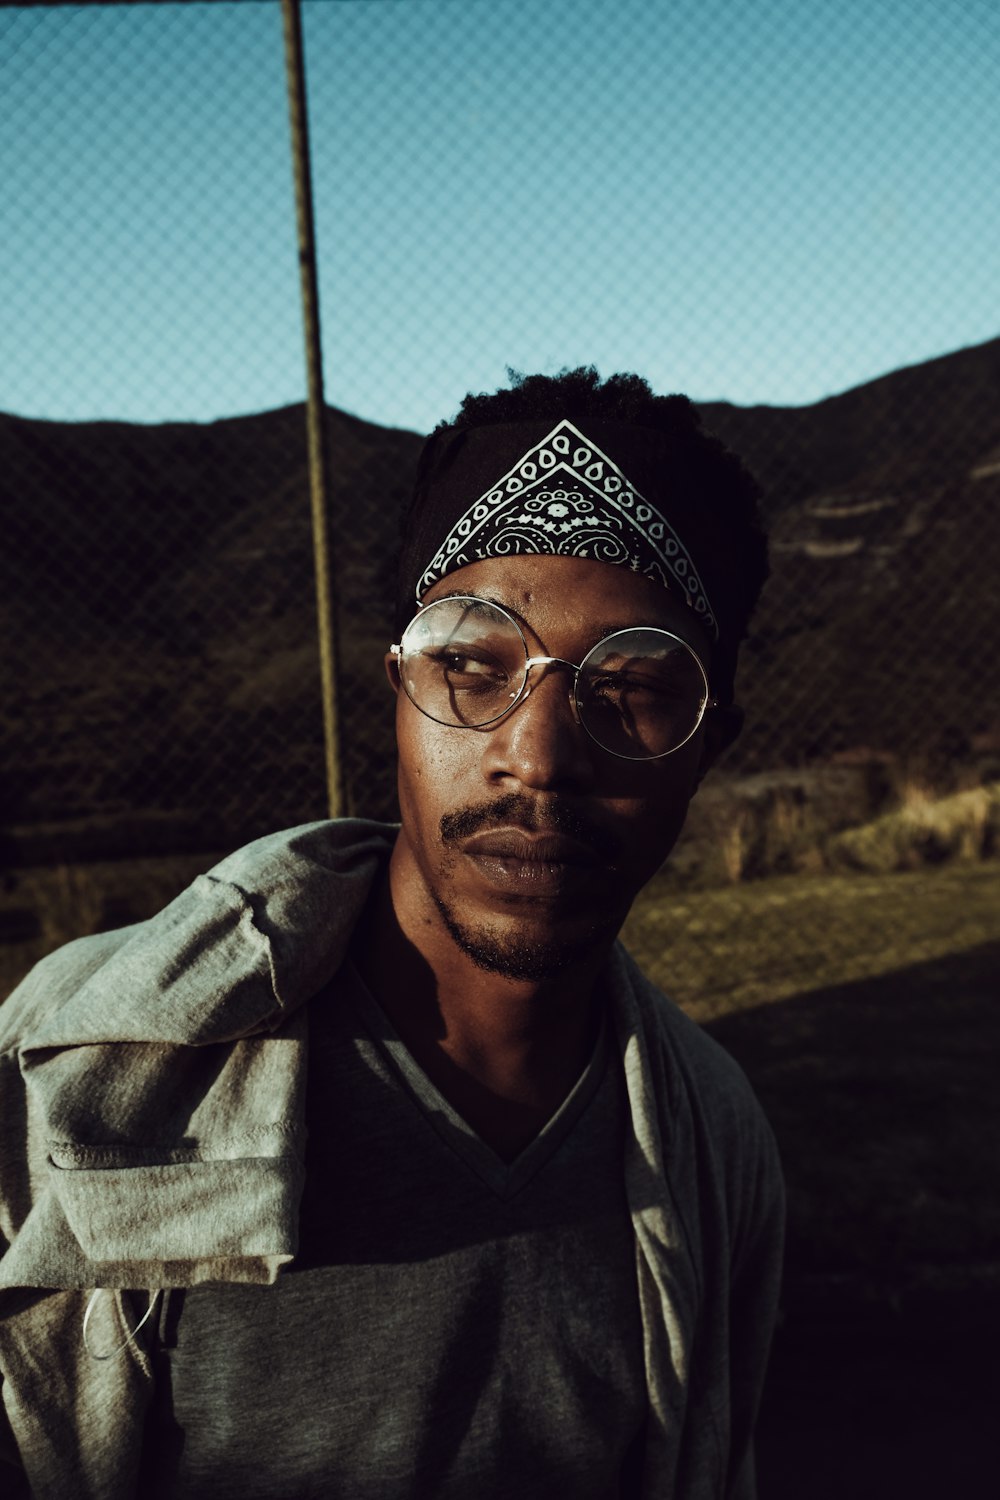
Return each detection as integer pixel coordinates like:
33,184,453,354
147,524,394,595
398,596,708,759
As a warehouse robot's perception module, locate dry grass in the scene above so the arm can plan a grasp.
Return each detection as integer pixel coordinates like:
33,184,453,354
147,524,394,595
826,781,1000,873
2,773,998,1006
621,859,1000,1024
668,771,1000,888
5,825,997,1023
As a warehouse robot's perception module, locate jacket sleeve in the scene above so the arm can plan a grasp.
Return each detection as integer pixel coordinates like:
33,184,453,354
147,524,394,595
611,949,786,1500
0,1037,32,1496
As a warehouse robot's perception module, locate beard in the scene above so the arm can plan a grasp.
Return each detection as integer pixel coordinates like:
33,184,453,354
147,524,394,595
433,790,624,980
431,890,610,982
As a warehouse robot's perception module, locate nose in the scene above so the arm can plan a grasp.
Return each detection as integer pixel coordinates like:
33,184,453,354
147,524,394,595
480,660,596,792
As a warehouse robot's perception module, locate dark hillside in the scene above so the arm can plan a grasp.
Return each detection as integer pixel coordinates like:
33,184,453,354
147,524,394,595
2,405,421,852
701,336,1000,501
3,335,999,858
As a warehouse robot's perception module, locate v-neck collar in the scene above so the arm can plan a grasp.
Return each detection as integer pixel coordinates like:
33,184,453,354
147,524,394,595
345,965,610,1201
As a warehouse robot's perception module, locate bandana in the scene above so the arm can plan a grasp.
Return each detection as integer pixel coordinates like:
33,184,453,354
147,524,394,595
398,415,751,698
401,417,719,640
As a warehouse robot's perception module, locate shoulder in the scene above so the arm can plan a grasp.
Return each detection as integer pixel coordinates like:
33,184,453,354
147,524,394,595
614,942,766,1129
0,819,397,1053
609,942,784,1248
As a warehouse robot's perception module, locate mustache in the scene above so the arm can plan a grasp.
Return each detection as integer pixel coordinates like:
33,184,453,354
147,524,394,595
440,793,621,861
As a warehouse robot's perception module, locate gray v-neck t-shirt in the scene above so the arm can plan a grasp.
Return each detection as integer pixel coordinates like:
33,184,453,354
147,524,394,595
142,967,647,1498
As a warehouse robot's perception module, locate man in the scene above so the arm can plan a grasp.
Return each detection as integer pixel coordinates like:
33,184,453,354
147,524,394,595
0,368,783,1498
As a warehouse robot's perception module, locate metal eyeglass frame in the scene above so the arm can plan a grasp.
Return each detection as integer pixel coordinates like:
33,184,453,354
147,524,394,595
390,594,717,760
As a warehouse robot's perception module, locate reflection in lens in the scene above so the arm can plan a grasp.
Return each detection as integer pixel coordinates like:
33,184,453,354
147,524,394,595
400,597,528,727
578,630,707,758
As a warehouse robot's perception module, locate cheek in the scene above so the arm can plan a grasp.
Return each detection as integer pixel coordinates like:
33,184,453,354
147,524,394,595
395,699,428,803
395,698,478,818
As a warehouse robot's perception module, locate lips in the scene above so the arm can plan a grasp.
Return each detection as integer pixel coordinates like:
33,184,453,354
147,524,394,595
460,826,608,896
462,829,599,864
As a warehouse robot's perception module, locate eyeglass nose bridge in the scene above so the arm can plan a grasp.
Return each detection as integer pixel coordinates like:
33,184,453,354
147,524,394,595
513,654,583,724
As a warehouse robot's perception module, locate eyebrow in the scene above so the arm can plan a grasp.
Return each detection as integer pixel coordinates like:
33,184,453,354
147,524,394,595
430,590,510,621
430,589,686,648
432,588,507,608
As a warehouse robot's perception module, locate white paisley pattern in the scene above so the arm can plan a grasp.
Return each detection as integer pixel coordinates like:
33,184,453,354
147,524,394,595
417,419,718,639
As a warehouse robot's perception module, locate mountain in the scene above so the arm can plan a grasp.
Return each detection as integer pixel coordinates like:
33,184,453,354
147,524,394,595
2,337,999,861
702,339,1000,773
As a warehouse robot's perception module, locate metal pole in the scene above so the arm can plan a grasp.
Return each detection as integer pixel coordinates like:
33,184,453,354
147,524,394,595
281,0,347,818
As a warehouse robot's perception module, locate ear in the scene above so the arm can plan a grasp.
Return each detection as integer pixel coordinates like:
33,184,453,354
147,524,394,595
695,702,743,788
384,650,402,695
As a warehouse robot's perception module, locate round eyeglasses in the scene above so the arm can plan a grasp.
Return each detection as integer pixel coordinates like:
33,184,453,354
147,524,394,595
391,595,715,760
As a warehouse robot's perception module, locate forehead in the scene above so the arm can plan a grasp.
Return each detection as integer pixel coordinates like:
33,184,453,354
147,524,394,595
422,554,713,663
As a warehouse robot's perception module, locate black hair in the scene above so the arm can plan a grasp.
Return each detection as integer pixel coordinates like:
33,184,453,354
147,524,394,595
444,365,701,433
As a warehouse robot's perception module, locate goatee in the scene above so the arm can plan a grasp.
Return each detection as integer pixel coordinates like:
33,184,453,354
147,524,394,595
432,893,609,982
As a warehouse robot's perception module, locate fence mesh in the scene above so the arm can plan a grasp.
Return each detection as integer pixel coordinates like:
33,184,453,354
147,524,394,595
3,2,1000,1490
2,0,999,992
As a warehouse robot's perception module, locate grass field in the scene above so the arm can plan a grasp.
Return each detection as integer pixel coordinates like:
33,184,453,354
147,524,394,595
621,858,1000,1022
633,860,1000,1497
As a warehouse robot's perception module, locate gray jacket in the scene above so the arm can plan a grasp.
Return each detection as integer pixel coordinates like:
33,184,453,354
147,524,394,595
0,819,783,1499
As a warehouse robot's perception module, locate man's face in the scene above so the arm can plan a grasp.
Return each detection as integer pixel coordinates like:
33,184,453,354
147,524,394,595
388,553,735,981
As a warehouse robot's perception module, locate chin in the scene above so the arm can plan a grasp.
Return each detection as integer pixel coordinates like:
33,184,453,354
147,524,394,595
434,896,615,983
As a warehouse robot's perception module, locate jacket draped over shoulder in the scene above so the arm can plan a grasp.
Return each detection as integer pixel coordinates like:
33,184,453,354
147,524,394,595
0,818,783,1500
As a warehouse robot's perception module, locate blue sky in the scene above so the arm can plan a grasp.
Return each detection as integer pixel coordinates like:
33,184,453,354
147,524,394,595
2,0,998,432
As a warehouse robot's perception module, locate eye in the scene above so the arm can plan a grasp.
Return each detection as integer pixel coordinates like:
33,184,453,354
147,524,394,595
589,668,681,702
427,645,512,691
583,661,702,735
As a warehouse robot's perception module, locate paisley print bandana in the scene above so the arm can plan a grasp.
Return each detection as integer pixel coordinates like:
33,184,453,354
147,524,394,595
401,417,720,641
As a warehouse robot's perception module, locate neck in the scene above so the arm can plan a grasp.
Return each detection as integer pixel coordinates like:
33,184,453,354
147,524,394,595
349,848,610,1161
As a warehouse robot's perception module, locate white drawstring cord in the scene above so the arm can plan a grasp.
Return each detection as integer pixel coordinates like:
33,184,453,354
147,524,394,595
82,1288,162,1361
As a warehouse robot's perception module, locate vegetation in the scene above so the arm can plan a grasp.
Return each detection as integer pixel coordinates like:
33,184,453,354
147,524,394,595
622,858,1000,1023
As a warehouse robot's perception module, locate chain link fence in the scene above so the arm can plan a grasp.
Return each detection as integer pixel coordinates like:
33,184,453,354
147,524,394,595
2,0,998,982
2,2,1000,1490
2,0,999,992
